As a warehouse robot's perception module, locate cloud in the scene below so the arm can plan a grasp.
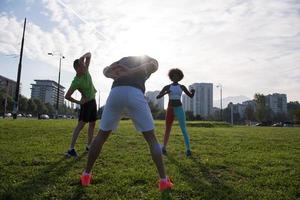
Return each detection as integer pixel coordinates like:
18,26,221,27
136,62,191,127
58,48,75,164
0,0,300,102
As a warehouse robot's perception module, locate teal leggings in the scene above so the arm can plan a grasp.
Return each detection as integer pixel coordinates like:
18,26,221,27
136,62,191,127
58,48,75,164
164,105,191,151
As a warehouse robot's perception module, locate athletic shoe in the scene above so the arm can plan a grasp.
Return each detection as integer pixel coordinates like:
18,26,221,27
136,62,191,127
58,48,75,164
186,149,192,157
162,146,167,156
159,177,173,191
65,149,78,158
81,173,92,186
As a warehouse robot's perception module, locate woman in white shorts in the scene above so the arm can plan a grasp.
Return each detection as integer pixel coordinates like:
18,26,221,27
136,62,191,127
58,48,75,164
81,55,173,191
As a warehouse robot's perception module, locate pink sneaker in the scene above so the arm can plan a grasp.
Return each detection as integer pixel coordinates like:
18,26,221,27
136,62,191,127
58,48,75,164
159,177,173,191
80,173,92,186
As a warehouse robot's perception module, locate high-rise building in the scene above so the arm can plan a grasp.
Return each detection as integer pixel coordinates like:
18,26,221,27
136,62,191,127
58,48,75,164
31,80,65,106
231,103,247,118
182,93,192,112
0,75,21,97
145,90,164,110
186,83,213,118
265,93,287,114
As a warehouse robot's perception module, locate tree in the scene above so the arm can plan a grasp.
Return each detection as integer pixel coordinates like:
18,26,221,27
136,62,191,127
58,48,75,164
33,99,48,114
254,93,267,122
27,99,37,114
6,95,13,112
245,105,255,121
294,109,300,124
287,101,300,122
148,101,163,119
19,95,28,113
45,103,55,115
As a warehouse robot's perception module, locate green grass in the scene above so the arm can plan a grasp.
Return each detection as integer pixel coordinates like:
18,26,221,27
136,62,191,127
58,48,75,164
0,119,299,200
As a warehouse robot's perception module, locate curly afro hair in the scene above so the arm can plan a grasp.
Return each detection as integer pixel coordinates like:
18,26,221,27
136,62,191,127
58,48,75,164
168,68,184,82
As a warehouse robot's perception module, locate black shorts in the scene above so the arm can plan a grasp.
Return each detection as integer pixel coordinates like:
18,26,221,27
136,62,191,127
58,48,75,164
79,99,97,122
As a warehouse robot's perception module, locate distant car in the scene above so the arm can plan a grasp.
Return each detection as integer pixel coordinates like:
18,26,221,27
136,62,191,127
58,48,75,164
4,113,12,117
27,114,32,118
272,123,282,127
40,114,49,119
17,114,23,117
58,115,67,119
255,123,263,126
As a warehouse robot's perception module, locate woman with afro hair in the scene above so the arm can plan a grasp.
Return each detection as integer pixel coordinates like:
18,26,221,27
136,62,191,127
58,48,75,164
157,68,195,157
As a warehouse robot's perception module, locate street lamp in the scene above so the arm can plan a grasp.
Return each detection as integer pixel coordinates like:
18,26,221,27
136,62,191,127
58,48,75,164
216,84,223,121
48,52,65,118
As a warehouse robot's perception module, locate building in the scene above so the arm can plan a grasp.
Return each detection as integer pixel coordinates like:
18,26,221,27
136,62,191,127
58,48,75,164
31,80,65,106
145,90,164,110
265,93,287,114
242,100,256,110
182,93,192,112
0,75,20,97
231,103,247,118
185,83,213,118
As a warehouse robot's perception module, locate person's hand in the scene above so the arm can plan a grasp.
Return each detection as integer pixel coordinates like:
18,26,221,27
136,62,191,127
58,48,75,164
109,63,130,79
80,97,89,105
191,89,195,94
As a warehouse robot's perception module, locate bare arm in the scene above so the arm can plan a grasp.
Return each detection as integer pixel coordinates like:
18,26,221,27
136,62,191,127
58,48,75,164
103,61,120,79
103,56,158,79
156,85,170,99
181,85,195,98
65,88,87,104
126,61,158,76
79,52,91,72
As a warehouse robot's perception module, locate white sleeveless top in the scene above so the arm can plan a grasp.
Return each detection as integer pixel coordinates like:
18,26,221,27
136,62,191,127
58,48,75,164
168,84,182,100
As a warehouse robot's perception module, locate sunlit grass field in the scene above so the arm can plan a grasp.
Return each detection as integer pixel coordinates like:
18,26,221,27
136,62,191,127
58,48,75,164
0,119,299,200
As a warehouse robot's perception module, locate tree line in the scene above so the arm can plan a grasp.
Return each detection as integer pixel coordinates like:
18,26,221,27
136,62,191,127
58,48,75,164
0,88,76,117
147,93,300,124
222,93,300,124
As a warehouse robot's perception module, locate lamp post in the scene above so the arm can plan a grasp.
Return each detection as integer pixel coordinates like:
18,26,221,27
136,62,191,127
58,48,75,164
216,84,223,121
48,52,65,118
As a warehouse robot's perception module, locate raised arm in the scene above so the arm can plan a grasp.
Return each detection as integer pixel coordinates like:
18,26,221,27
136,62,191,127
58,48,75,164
180,85,195,98
156,85,170,99
79,52,91,72
103,61,121,79
103,56,159,79
122,56,158,76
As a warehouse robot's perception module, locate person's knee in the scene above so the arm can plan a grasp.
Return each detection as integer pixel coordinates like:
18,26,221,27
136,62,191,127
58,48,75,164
78,121,86,129
89,121,96,128
98,129,111,139
151,142,162,155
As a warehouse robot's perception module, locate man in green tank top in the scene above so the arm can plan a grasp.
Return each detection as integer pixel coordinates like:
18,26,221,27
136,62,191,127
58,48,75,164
64,52,97,158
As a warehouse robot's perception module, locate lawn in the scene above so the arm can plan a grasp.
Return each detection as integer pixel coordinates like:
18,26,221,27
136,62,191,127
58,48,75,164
0,119,299,200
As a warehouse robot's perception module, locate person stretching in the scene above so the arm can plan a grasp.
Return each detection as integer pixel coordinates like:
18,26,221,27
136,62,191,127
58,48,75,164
81,55,173,191
157,68,195,157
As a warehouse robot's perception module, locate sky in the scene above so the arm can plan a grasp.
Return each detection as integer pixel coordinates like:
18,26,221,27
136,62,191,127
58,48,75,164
0,0,300,107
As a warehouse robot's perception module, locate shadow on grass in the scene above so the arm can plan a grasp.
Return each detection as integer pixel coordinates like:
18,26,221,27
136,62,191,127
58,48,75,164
2,152,88,200
160,189,172,200
166,154,239,199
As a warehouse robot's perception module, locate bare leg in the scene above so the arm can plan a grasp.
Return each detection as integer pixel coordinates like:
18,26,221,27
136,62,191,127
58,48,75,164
87,121,96,146
70,121,86,149
163,106,174,147
143,130,167,179
85,130,111,173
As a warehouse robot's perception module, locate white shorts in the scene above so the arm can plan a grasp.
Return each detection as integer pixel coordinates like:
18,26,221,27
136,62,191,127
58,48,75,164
100,86,154,132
